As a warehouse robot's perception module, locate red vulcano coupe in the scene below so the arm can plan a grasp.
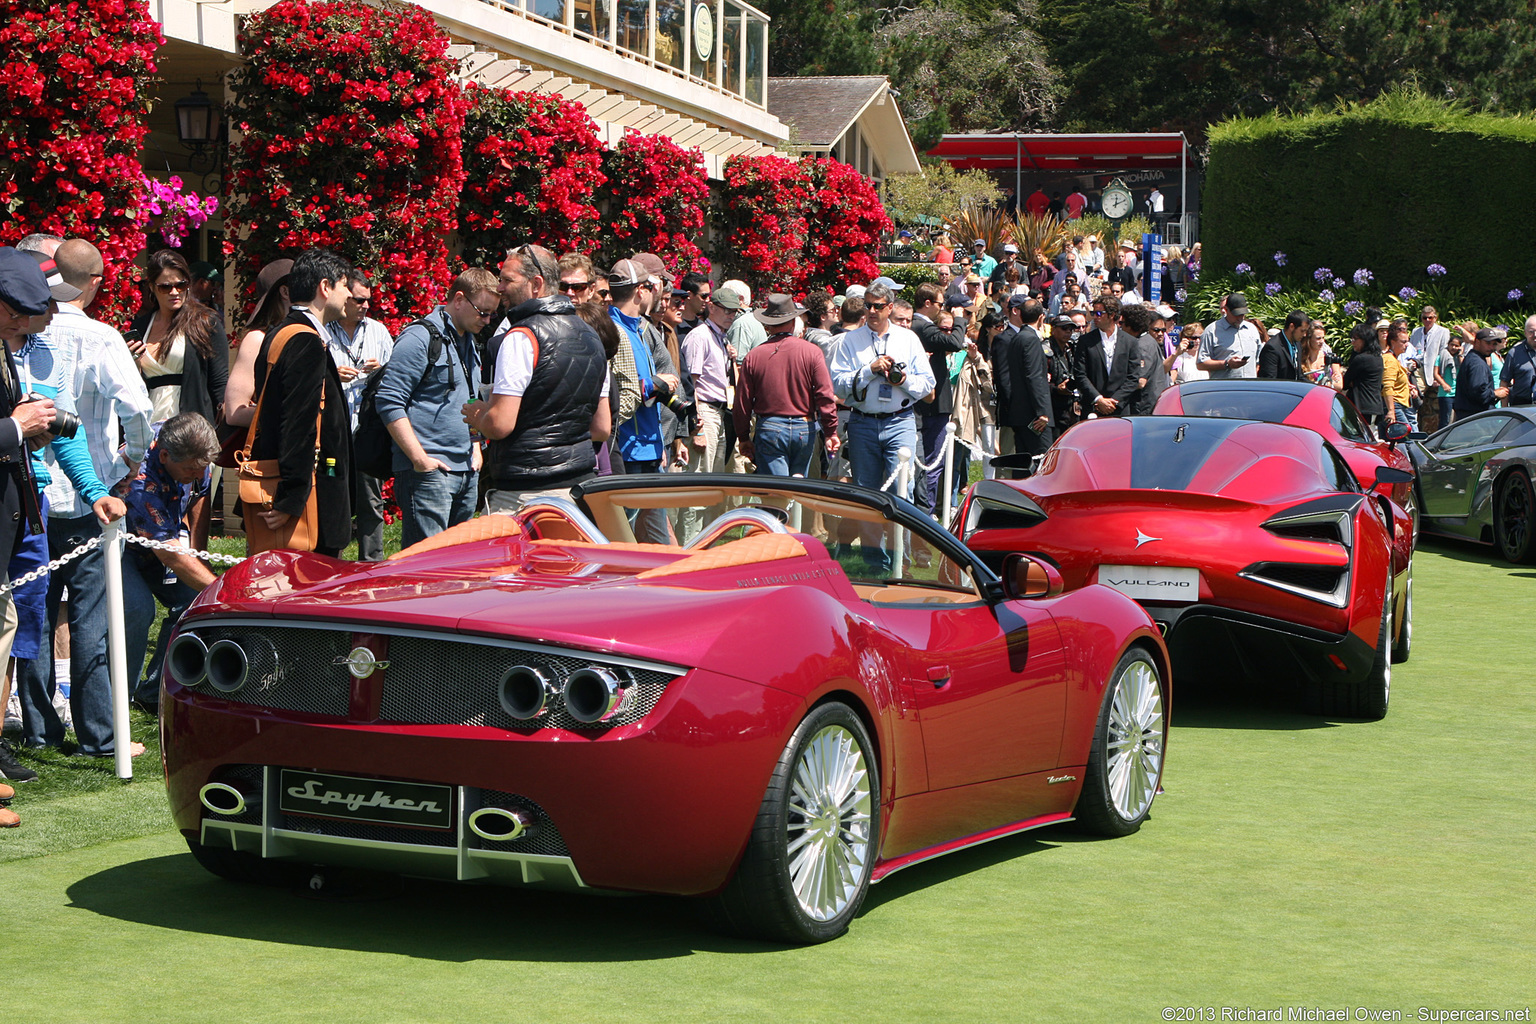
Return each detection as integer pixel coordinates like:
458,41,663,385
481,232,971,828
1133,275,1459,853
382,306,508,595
961,416,1414,720
161,475,1169,943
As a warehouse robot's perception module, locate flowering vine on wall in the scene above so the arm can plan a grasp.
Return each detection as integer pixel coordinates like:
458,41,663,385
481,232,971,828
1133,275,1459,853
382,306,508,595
597,129,710,276
801,156,890,292
715,154,817,295
223,0,466,332
458,84,605,267
0,0,159,322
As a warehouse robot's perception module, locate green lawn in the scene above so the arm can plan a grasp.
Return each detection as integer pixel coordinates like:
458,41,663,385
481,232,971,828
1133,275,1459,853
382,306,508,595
0,539,1531,1022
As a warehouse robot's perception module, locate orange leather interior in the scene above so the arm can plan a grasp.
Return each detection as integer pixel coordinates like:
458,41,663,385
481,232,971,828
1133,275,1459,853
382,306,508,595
388,515,523,560
636,534,808,579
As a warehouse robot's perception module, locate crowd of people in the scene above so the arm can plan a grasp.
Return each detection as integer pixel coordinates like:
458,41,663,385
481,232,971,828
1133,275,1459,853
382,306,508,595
3,224,1534,827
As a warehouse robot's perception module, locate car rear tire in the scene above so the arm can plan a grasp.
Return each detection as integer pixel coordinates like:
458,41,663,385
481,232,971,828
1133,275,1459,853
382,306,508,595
1073,647,1166,837
185,836,307,887
710,702,878,944
1494,470,1536,564
1390,570,1412,664
1308,578,1391,720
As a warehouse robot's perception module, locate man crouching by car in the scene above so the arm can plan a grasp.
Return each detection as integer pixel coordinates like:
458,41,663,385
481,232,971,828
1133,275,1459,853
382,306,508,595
116,412,219,715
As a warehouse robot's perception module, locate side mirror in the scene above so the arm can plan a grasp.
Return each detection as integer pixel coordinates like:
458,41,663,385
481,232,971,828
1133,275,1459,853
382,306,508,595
1001,553,1064,600
1382,421,1410,444
1375,465,1414,486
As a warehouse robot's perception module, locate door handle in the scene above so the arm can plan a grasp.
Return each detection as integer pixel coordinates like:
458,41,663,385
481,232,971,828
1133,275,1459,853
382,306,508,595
927,665,951,689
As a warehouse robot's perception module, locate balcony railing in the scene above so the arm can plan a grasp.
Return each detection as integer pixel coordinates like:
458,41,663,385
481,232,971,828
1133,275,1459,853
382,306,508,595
476,0,769,109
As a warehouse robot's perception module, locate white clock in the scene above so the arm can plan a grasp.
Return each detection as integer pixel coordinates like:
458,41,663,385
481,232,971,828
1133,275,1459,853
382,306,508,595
1102,183,1133,220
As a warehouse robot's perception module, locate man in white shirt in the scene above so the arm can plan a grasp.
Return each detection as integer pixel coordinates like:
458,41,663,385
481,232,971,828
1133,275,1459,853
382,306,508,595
1409,305,1449,392
829,280,935,568
1197,293,1263,379
326,270,394,560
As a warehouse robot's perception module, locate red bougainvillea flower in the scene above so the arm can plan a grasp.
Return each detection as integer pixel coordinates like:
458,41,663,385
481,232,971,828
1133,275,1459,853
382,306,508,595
596,129,709,276
0,0,159,324
225,0,466,333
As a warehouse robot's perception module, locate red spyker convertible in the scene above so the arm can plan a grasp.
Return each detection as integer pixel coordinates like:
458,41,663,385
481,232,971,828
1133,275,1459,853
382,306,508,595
961,416,1414,720
161,475,1169,943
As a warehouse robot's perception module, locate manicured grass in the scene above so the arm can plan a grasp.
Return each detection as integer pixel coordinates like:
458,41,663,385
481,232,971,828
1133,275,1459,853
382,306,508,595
0,539,1530,1021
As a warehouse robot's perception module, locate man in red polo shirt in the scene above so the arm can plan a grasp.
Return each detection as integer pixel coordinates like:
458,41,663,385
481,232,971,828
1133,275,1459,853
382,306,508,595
733,294,840,477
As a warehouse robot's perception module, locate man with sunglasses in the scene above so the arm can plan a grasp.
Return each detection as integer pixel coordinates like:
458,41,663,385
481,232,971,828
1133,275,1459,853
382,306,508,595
466,246,609,513
376,268,490,547
1073,295,1143,417
555,252,596,305
830,281,935,532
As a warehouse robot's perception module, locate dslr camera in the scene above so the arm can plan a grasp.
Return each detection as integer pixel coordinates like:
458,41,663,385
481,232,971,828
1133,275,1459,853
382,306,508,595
874,360,907,387
19,392,80,439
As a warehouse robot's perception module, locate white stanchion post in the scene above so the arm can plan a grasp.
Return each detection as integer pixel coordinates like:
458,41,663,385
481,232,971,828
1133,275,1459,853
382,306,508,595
940,421,957,528
894,447,912,577
789,474,803,532
102,520,132,781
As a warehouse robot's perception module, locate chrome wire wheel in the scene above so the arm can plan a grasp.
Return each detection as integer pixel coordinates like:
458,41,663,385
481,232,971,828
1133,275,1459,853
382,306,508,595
784,724,873,923
1103,656,1165,823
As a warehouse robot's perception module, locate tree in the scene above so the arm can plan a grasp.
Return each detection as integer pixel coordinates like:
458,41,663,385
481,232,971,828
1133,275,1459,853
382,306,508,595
761,0,879,76
878,0,1057,138
882,164,1002,228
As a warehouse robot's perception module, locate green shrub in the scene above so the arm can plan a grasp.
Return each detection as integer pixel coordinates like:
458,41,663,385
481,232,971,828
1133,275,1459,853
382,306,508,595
876,262,946,292
1203,88,1536,308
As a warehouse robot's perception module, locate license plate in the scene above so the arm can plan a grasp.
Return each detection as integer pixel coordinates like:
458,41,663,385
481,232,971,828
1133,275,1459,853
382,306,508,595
279,769,454,830
1096,565,1200,603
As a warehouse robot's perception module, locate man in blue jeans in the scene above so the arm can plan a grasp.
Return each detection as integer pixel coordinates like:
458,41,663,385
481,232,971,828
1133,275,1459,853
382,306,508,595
829,281,935,569
376,269,491,548
117,412,220,711
733,294,839,478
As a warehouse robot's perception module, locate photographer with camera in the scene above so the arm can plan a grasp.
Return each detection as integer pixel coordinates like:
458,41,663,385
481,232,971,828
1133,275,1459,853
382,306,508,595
4,245,137,779
830,280,935,564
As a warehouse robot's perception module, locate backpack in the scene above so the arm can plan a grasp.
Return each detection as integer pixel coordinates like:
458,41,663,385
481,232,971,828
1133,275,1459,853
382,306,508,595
353,317,454,481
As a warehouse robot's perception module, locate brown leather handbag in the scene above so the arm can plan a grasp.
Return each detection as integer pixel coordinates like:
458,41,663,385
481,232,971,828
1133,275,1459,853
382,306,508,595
237,323,323,555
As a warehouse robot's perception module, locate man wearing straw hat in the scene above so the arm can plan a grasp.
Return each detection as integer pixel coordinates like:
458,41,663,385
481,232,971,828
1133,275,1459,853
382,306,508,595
732,294,839,479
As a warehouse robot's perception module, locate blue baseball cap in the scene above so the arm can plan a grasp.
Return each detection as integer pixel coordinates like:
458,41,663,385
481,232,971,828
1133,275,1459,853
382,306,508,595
0,247,52,315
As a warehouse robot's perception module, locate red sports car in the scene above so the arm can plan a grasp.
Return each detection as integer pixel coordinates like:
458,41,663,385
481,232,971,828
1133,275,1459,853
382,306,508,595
1153,379,1417,515
161,475,1169,944
961,416,1413,720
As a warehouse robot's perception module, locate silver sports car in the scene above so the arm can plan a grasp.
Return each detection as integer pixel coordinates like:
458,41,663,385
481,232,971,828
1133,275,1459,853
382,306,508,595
1407,407,1536,562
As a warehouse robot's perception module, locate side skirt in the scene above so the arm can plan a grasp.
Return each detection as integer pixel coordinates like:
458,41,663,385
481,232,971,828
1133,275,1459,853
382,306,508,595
871,812,1074,883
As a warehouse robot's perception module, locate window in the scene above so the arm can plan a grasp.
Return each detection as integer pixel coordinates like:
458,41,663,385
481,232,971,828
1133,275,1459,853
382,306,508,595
530,0,568,25
574,0,610,41
1435,414,1514,452
721,3,743,95
1330,395,1370,442
744,17,765,104
656,0,685,70
617,0,649,59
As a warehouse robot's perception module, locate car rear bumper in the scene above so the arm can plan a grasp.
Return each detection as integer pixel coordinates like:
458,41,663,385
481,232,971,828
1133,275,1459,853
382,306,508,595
163,666,804,897
1145,602,1377,686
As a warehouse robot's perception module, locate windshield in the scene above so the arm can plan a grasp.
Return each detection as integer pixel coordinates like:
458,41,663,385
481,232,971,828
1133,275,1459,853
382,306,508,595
573,478,977,591
1176,389,1306,424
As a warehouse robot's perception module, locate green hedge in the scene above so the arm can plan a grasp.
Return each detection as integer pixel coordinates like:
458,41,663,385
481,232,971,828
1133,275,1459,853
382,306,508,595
1203,89,1536,308
876,262,945,292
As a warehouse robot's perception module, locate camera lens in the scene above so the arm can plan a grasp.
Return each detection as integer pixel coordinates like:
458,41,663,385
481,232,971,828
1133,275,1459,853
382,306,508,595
51,409,81,439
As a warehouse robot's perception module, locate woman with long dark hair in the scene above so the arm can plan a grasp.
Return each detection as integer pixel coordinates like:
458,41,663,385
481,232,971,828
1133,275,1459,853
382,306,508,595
129,249,228,427
1342,321,1388,436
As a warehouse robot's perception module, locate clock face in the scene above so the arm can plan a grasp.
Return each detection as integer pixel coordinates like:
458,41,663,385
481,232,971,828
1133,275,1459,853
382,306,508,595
1103,188,1133,220
694,2,715,61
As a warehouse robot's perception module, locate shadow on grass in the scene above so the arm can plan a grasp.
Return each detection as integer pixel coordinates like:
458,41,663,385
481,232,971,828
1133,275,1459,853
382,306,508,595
66,853,795,960
1414,535,1527,569
1167,682,1345,732
860,831,1059,914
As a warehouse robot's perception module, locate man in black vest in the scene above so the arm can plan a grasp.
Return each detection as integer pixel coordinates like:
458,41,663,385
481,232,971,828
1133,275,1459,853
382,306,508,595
467,245,611,512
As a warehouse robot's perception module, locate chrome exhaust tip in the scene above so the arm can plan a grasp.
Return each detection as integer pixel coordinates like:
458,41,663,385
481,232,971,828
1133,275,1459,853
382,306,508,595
562,666,629,724
199,781,251,817
205,639,250,693
468,806,529,841
498,665,555,721
168,633,208,686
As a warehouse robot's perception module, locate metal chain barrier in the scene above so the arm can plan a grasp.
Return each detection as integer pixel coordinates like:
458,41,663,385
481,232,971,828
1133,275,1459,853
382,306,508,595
0,534,101,597
121,532,246,566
